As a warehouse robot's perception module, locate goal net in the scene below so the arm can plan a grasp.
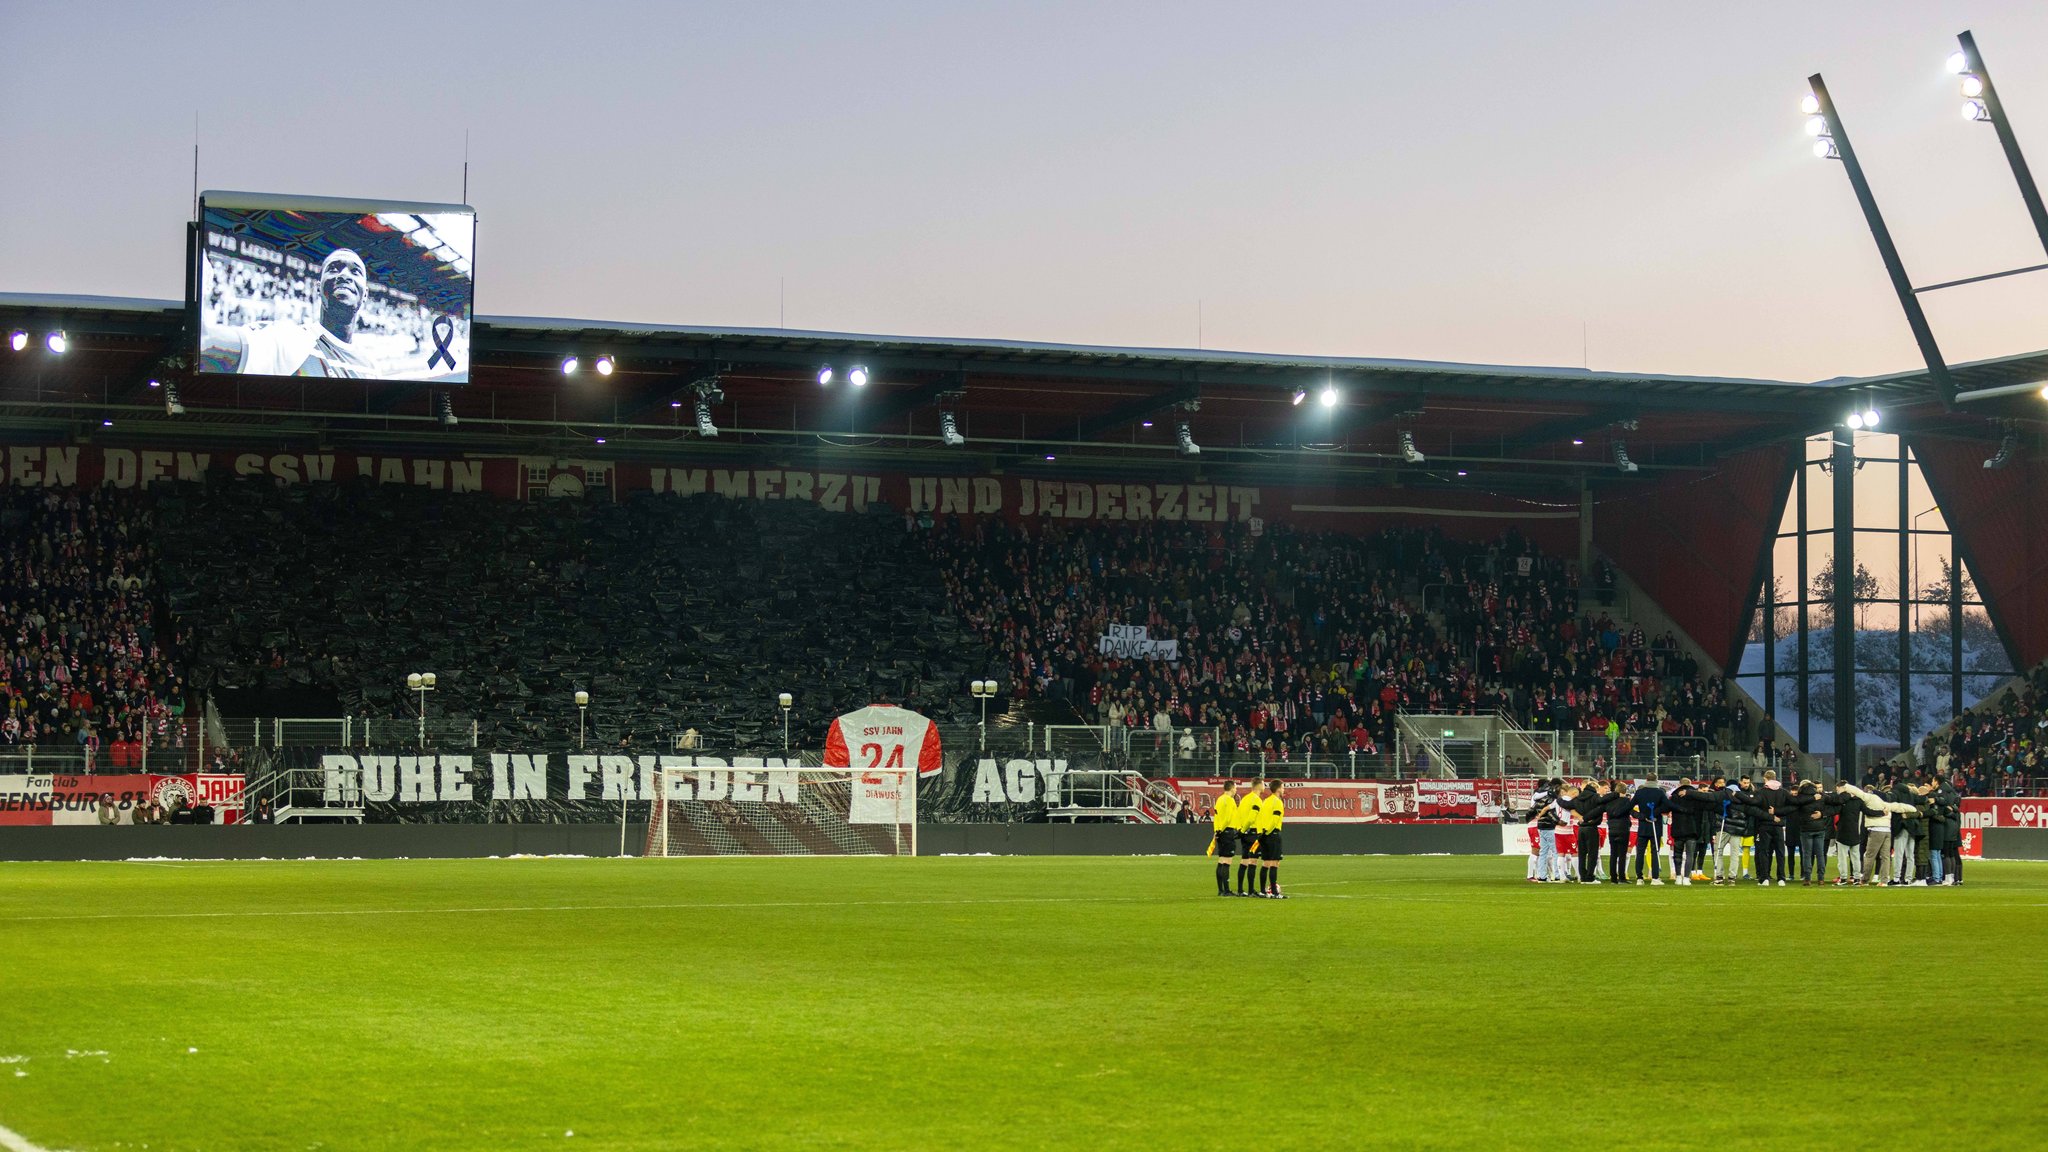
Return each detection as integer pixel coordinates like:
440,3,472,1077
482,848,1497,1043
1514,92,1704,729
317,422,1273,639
643,767,916,857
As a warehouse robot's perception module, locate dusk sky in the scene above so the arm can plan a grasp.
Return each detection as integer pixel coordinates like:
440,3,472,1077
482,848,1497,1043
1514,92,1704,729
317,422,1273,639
4,0,2046,383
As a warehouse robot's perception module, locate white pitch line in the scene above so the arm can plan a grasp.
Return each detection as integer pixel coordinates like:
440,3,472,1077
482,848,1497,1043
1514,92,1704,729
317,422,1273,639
0,893,1167,924
0,1120,62,1152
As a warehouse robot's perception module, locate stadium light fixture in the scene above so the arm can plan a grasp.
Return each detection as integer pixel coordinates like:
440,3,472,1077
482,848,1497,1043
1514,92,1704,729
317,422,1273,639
1612,442,1639,473
1398,429,1425,464
1947,50,1970,74
1456,469,1468,477
1802,88,1841,162
1862,406,1881,428
1140,420,1153,428
1845,411,1864,430
848,365,869,387
437,393,458,427
817,366,835,386
147,378,160,388
940,408,965,447
595,355,615,377
407,671,437,750
1961,75,1986,99
101,419,113,428
575,690,590,750
1319,383,1339,408
7,331,26,352
969,679,999,750
163,381,185,417
1571,438,1585,446
1963,100,1992,122
594,436,606,445
777,691,793,753
1177,419,1200,456
561,356,580,376
1291,388,1307,406
1044,453,1056,461
45,331,67,354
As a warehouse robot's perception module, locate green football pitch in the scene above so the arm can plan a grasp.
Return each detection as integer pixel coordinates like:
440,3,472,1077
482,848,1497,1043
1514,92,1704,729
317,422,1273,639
3,854,2046,1152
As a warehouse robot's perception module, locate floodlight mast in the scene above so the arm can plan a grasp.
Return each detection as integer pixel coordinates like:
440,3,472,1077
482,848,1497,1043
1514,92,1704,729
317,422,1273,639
1957,31,2048,259
1807,74,1957,408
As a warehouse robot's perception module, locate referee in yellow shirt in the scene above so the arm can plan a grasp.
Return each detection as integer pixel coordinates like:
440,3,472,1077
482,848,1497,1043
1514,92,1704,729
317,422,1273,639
1258,780,1288,899
1210,779,1243,896
1235,779,1268,896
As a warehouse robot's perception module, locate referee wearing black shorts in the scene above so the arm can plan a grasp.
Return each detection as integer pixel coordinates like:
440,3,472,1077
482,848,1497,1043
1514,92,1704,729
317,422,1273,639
1260,780,1287,898
1211,779,1244,896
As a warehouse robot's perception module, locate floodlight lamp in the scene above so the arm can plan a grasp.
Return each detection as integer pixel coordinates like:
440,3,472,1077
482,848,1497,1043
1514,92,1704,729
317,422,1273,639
422,673,436,689
1800,93,1821,115
1804,115,1829,137
1399,429,1425,464
1946,50,1969,75
594,355,615,376
407,673,423,690
1292,388,1307,406
1862,407,1880,428
46,331,67,354
575,690,589,707
848,365,869,387
8,331,26,352
817,366,835,385
1984,430,2017,470
1964,100,1990,121
1961,75,1985,98
561,356,580,375
1813,139,1840,160
940,409,965,447
778,692,793,709
1319,385,1339,408
2039,383,2048,401
1612,442,1639,473
1845,412,1864,430
1177,420,1200,456
437,393,458,426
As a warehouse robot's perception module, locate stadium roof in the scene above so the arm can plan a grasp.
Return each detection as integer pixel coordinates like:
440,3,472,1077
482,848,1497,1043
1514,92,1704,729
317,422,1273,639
2,291,2037,492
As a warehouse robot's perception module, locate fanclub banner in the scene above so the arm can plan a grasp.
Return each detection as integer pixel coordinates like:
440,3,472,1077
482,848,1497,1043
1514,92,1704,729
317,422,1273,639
0,773,244,826
273,749,1084,824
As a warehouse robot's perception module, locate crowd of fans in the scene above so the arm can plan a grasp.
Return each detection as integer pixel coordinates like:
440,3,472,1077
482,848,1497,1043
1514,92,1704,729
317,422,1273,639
1925,662,2047,796
921,518,1744,766
0,489,186,762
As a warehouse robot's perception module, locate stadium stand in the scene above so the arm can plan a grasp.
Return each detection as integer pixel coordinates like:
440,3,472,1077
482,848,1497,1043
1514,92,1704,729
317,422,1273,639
152,479,992,749
921,518,1740,766
1922,660,2048,796
0,489,186,764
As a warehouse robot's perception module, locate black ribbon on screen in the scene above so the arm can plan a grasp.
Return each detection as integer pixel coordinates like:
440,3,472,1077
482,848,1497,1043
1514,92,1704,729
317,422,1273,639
428,315,458,370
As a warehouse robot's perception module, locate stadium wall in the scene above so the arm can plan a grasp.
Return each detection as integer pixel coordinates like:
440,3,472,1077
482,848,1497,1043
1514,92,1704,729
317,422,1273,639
1908,434,2046,670
0,822,1501,860
1594,442,1797,672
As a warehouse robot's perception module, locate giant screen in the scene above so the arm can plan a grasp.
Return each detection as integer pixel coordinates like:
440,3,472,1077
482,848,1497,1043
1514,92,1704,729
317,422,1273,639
195,191,475,382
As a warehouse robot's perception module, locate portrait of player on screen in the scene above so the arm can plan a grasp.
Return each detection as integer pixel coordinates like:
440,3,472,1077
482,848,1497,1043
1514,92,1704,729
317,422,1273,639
200,247,379,378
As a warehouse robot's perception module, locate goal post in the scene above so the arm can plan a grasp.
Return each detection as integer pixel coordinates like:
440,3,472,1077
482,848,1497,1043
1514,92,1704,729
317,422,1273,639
643,767,916,857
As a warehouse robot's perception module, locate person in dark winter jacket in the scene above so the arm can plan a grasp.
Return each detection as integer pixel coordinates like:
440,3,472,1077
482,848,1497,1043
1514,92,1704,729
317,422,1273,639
1936,780,1964,886
1716,779,1755,884
1666,779,1714,886
1603,779,1634,883
1785,781,1830,884
1750,771,1791,886
1571,780,1610,883
1826,785,1865,886
1631,776,1670,884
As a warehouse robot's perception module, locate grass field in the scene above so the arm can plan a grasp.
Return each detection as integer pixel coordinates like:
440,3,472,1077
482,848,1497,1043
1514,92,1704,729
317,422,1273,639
3,855,2046,1152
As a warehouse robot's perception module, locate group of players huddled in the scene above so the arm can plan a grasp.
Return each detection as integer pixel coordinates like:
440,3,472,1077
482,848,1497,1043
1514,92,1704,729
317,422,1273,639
1523,770,1966,887
1208,780,1288,898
